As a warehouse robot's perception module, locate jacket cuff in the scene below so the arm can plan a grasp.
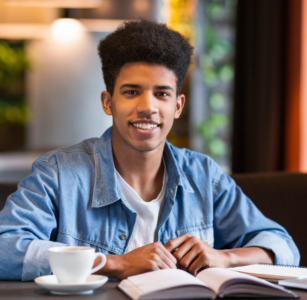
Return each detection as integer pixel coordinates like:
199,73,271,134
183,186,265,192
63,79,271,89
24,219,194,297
22,240,66,281
243,231,294,265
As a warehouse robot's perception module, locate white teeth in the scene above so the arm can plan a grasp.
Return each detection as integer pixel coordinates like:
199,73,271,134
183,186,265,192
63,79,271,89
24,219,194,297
133,123,158,129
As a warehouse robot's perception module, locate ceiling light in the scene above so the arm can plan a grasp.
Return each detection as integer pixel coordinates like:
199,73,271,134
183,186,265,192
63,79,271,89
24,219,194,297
51,19,85,42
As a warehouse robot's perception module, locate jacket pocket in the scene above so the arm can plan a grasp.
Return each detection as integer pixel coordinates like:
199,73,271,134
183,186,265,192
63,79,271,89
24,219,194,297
57,229,122,255
176,224,214,247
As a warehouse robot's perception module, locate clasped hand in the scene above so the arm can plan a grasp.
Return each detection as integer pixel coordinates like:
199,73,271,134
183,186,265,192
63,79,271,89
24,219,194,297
164,234,229,275
112,234,229,279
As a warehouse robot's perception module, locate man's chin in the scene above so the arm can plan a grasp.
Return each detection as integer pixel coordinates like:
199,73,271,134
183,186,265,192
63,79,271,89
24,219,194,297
130,141,164,152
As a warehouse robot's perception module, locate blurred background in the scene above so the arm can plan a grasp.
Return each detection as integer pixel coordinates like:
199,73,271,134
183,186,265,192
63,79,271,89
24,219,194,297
0,0,305,183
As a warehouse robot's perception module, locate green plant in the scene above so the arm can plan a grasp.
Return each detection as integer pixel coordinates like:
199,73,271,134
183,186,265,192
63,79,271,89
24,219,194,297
0,101,28,125
0,40,30,125
197,0,236,161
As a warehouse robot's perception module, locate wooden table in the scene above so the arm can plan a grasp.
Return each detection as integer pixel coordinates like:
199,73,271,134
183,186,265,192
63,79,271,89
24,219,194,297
0,281,126,300
2,280,307,299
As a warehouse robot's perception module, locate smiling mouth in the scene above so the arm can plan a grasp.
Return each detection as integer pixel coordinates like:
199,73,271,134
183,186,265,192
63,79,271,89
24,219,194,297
131,123,160,130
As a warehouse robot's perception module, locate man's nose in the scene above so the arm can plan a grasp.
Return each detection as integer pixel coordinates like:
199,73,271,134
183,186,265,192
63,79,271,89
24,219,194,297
136,91,158,117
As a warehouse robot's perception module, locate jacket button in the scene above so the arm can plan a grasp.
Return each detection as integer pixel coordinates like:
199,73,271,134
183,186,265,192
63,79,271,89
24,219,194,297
120,234,127,240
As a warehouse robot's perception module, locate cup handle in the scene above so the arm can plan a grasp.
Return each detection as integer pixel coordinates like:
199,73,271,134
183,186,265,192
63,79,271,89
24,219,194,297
91,253,107,274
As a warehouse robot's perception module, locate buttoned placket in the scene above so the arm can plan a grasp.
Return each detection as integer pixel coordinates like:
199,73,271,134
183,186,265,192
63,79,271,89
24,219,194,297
110,198,137,254
91,127,194,254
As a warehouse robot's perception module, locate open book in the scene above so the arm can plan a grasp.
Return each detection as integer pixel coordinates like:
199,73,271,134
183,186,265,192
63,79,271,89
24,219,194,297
117,268,298,299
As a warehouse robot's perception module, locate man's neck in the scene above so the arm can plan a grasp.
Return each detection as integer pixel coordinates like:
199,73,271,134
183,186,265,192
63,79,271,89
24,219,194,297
112,132,165,202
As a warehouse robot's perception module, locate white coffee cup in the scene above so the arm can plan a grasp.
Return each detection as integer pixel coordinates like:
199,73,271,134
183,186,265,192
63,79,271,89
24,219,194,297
48,246,106,284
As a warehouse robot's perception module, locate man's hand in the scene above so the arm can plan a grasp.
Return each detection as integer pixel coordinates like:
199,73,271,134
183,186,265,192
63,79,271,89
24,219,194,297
164,234,274,276
164,234,230,276
94,242,177,280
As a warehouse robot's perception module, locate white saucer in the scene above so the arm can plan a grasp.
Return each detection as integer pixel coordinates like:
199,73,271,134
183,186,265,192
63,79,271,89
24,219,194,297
34,274,108,295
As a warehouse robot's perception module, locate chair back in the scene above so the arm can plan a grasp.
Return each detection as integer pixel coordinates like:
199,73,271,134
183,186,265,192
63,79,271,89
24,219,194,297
0,183,17,211
231,172,307,266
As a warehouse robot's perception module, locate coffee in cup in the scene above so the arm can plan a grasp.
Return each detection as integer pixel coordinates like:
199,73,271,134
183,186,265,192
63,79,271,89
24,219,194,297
49,246,106,284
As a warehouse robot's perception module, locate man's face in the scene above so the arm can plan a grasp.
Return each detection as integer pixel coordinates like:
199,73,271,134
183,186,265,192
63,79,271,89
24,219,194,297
101,62,185,152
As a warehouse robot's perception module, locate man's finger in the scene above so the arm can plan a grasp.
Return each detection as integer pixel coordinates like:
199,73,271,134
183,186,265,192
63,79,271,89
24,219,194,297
172,237,196,262
157,259,173,270
177,244,201,271
188,253,207,276
159,250,177,269
160,246,177,265
164,234,191,252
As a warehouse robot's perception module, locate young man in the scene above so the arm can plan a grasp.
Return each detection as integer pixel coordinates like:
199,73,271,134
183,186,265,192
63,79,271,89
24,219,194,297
0,19,299,281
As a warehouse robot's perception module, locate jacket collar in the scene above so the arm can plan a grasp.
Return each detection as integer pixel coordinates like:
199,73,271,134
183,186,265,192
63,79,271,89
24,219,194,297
92,126,194,208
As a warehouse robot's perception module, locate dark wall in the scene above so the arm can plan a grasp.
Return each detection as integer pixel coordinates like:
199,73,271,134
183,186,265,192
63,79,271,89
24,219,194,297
232,0,289,173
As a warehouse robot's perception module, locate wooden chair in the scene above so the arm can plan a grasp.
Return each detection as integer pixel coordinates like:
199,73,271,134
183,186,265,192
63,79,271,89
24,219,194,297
231,172,307,266
0,183,17,211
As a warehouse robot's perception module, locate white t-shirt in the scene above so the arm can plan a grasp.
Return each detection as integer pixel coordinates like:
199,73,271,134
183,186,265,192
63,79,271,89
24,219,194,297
116,163,167,253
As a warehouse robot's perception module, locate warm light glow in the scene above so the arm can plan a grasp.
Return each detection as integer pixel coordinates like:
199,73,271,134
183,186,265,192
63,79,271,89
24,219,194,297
286,0,307,171
80,19,124,32
0,20,126,40
51,19,85,42
300,0,307,171
0,24,49,39
4,0,102,8
133,0,150,13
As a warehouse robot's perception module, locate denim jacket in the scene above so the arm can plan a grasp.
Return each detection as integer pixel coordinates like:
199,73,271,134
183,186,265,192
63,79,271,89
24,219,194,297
0,127,300,281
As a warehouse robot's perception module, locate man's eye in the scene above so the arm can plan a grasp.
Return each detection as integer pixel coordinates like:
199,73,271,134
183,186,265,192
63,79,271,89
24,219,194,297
156,92,169,97
125,91,137,95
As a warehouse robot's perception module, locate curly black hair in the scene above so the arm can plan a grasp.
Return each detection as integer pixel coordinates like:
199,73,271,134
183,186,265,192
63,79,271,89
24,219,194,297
97,19,194,96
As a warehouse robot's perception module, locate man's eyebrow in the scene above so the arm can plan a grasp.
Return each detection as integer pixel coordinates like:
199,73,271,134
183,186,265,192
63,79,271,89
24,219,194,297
120,84,174,92
154,85,174,91
120,84,142,89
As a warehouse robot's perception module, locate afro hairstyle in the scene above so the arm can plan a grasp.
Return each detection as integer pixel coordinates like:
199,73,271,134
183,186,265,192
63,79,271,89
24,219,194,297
97,19,194,96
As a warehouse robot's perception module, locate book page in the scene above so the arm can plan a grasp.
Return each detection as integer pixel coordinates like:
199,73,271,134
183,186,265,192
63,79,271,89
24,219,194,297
196,268,234,294
196,268,282,294
279,277,307,290
126,269,208,295
230,264,307,280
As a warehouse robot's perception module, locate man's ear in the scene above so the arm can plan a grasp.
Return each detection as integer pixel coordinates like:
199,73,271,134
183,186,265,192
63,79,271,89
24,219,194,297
174,94,185,119
101,91,112,115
